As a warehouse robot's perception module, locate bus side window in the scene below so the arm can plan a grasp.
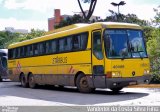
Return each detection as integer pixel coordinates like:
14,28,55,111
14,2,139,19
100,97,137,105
27,45,33,56
13,49,16,59
9,49,13,59
51,40,57,53
38,42,45,55
24,46,28,57
20,47,24,58
59,38,65,52
46,41,51,54
80,33,88,50
17,48,21,58
65,37,72,51
33,44,38,55
73,35,81,50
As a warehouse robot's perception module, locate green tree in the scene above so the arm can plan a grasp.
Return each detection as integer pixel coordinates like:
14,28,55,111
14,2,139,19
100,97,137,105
105,10,150,26
0,29,45,49
25,29,45,39
55,14,84,29
147,28,160,83
152,5,160,27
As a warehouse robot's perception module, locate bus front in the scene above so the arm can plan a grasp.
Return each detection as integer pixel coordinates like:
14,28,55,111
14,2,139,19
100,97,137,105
102,24,151,91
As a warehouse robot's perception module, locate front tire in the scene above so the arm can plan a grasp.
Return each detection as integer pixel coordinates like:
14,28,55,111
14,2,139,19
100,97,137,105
28,74,37,89
76,73,95,93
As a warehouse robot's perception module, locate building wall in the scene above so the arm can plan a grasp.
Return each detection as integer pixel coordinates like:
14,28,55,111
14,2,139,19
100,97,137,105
48,9,62,31
48,18,55,31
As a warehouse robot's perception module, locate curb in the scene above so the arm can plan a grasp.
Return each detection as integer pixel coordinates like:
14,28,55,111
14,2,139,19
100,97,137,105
127,84,160,88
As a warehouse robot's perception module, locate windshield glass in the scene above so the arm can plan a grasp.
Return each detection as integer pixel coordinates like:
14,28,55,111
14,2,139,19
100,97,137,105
1,57,7,68
104,29,147,59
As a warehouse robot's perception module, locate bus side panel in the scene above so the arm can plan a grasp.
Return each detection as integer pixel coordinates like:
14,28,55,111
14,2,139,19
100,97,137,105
8,50,92,86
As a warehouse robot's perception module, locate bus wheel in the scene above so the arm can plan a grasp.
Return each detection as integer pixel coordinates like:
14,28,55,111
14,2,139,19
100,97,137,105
20,74,28,88
110,87,123,93
76,73,94,93
28,74,37,89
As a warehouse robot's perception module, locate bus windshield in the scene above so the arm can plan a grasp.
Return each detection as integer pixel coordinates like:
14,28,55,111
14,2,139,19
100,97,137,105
1,57,7,69
104,29,148,59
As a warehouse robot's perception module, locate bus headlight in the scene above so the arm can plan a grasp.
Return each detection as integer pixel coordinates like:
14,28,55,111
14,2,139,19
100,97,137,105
144,70,150,75
112,71,121,77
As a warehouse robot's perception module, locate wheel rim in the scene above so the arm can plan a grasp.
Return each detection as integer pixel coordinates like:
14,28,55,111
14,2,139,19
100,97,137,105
80,77,88,88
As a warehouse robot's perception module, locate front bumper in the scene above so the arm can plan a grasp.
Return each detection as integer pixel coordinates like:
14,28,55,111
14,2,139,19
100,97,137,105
87,75,151,89
106,75,151,89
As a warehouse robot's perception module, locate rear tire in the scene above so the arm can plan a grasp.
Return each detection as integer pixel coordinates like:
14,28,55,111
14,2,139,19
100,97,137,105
76,73,95,93
20,74,28,88
28,74,37,89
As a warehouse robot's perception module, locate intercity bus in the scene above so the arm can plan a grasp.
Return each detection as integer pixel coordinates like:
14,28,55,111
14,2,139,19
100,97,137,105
0,49,8,81
8,22,151,92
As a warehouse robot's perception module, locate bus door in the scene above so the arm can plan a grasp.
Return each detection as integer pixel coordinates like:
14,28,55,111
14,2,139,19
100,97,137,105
92,30,105,88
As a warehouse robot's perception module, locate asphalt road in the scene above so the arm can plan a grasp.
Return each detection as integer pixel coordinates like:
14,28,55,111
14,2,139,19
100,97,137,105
0,81,160,106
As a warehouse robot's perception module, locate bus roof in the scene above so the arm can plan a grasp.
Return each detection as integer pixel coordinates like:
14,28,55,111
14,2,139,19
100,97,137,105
8,22,142,49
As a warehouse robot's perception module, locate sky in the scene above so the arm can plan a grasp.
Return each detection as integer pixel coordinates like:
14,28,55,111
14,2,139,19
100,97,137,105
0,0,159,31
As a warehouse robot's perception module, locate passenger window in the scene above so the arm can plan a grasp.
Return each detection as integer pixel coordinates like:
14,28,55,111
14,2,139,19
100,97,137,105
73,35,81,50
9,49,13,59
39,42,45,55
33,44,38,55
51,40,57,53
28,45,33,56
81,33,88,50
93,31,103,60
65,37,72,51
20,47,24,57
59,39,65,52
24,46,28,57
13,49,16,59
17,48,21,58
46,41,52,54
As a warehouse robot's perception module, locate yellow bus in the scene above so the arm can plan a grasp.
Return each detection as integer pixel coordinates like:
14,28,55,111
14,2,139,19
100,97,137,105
8,22,151,93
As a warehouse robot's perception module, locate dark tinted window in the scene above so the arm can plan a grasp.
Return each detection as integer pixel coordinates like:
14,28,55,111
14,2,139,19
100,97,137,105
20,47,25,57
33,44,38,55
28,45,33,56
38,42,45,55
73,33,88,51
50,40,57,53
8,49,13,59
8,32,88,59
46,41,53,54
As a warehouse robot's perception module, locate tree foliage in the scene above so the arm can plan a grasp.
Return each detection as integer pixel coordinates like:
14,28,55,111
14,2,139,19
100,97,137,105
146,6,160,83
0,29,45,49
104,10,150,26
152,5,160,27
55,14,85,29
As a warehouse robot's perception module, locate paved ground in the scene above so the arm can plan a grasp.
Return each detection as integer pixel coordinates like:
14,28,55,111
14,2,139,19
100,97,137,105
0,81,160,106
